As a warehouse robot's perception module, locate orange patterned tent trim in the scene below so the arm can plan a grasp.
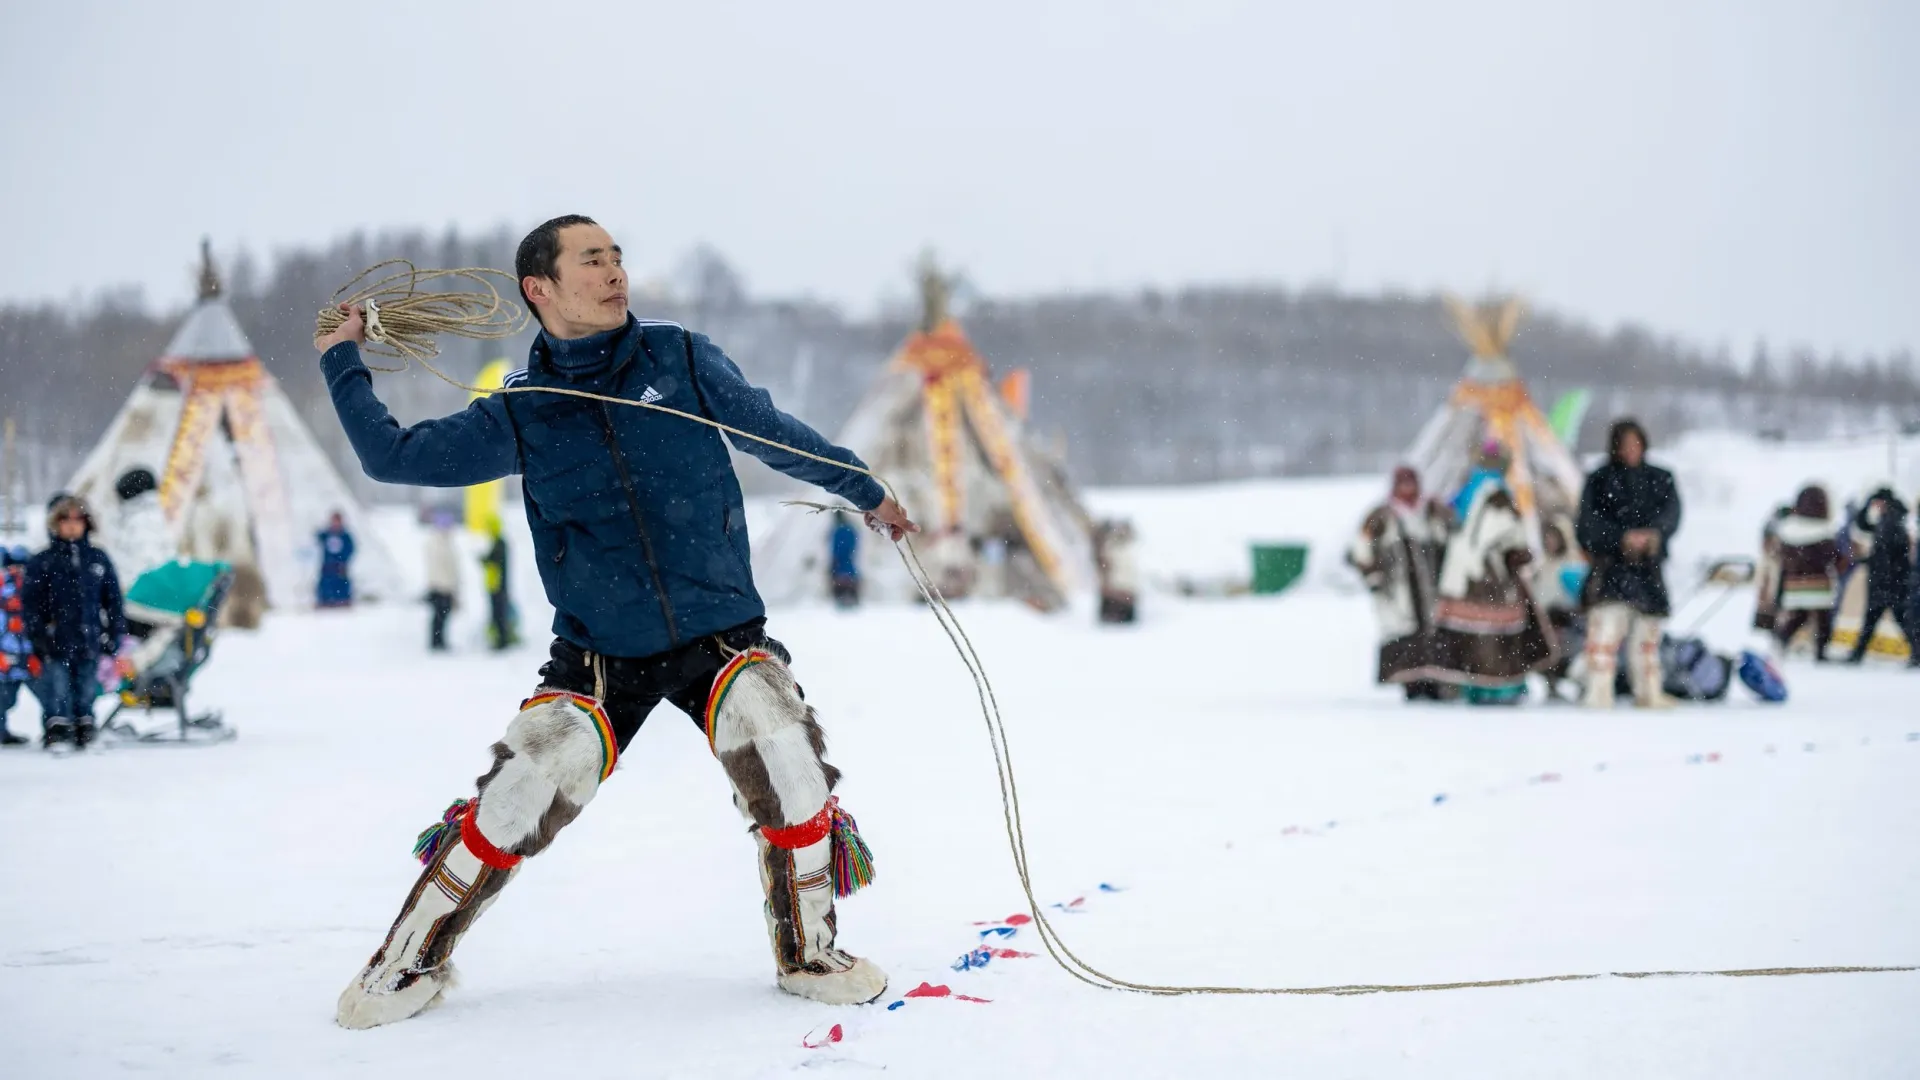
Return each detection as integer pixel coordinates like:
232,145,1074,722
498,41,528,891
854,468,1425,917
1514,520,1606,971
959,375,1067,590
154,358,273,526
894,319,984,384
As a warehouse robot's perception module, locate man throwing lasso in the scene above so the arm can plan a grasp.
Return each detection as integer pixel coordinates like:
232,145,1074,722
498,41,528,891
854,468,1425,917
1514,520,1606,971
318,215,917,1028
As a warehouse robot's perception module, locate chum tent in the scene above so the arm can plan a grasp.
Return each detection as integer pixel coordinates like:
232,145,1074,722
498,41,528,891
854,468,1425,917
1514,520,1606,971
1403,296,1585,548
753,264,1093,608
67,242,399,611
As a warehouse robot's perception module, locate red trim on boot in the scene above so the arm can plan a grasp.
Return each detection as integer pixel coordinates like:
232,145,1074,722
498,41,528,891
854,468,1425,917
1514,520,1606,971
760,801,834,850
458,804,524,870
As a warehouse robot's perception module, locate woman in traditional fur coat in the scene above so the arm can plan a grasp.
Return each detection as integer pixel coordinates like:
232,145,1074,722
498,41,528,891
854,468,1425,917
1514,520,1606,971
1428,459,1556,704
1769,486,1842,660
1348,466,1452,701
1752,505,1791,633
1529,515,1588,700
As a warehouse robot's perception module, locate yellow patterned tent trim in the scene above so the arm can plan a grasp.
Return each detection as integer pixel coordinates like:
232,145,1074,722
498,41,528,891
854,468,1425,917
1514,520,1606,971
922,376,966,530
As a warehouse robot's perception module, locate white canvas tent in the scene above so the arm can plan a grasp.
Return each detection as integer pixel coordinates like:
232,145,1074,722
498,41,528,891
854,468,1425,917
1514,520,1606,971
67,244,399,610
754,270,1093,608
1404,296,1585,548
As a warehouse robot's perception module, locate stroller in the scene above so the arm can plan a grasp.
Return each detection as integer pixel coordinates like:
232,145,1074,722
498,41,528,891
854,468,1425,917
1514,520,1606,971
101,560,237,744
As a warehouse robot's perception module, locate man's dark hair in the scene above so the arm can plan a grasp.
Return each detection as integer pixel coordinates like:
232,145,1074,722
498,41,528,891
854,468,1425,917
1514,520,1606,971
1606,417,1649,465
515,214,598,313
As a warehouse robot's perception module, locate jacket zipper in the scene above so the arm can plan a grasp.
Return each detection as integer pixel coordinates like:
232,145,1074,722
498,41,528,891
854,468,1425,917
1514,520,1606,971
595,402,680,645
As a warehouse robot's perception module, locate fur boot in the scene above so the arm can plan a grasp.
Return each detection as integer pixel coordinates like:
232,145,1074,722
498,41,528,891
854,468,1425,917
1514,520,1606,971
1582,604,1630,709
707,650,887,1005
336,691,617,1029
1629,616,1676,709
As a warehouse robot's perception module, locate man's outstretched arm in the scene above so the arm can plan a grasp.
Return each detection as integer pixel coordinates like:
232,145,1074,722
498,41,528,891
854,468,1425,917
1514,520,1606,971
688,330,918,538
316,305,519,488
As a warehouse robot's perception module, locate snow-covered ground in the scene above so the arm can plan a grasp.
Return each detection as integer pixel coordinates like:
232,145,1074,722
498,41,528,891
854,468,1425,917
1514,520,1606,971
4,438,1919,1078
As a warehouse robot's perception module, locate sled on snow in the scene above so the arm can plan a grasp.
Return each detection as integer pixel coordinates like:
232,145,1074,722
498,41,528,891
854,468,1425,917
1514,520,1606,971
101,560,238,745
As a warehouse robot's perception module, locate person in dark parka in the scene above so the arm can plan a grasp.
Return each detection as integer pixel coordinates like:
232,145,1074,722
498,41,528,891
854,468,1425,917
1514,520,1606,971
1575,418,1682,707
1843,487,1914,664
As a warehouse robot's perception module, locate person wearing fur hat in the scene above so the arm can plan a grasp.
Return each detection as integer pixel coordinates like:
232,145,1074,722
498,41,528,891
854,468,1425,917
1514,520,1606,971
21,494,126,748
1430,451,1556,704
1769,486,1842,660
102,467,178,586
1575,419,1682,708
0,546,40,746
1450,440,1510,523
1349,465,1452,700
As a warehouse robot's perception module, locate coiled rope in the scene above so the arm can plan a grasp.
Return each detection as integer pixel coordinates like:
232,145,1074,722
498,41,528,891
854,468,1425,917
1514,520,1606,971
315,267,1919,997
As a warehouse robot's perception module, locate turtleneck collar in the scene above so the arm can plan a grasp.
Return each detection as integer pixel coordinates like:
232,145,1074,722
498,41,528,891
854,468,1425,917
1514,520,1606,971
539,315,636,380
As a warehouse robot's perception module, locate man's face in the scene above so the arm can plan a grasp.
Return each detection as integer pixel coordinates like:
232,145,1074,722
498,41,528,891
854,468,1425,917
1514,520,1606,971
1619,431,1646,468
54,511,85,542
526,223,630,336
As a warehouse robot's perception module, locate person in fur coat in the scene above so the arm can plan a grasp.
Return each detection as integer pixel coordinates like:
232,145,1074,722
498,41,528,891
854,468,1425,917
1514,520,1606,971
103,468,178,586
1427,455,1555,704
1529,515,1588,701
1752,505,1791,633
1769,486,1842,660
1348,465,1452,701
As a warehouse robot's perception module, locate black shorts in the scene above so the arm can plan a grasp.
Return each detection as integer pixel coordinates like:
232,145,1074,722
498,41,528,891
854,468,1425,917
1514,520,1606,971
534,619,792,751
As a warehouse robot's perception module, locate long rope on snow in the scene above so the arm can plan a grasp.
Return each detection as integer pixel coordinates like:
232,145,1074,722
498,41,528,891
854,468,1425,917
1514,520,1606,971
317,267,1920,997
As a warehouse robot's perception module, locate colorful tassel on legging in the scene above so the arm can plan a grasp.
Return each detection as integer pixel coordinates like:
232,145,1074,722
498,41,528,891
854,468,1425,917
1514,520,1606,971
412,798,470,865
828,800,876,898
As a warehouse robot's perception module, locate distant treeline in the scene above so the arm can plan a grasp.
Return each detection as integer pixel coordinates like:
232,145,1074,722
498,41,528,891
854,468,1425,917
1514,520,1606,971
2,225,1915,512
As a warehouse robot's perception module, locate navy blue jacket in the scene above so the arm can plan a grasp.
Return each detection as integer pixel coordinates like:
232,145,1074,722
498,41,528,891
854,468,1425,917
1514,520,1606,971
322,317,884,657
22,536,126,665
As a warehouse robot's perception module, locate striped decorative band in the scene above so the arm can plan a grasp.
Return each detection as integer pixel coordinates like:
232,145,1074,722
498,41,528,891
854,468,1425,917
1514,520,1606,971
703,649,777,754
521,690,618,782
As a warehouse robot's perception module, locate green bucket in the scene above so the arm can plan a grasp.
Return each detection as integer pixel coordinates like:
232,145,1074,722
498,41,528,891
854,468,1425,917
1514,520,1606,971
1250,543,1309,595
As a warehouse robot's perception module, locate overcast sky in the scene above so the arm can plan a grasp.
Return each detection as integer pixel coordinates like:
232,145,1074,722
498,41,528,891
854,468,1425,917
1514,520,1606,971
3,0,1913,356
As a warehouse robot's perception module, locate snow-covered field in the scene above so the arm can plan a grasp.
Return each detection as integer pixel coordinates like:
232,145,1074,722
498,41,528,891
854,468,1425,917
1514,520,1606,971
5,441,1920,1078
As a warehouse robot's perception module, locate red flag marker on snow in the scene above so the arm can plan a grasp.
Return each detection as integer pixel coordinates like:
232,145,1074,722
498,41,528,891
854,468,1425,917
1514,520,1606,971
801,1023,844,1049
903,982,992,1003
